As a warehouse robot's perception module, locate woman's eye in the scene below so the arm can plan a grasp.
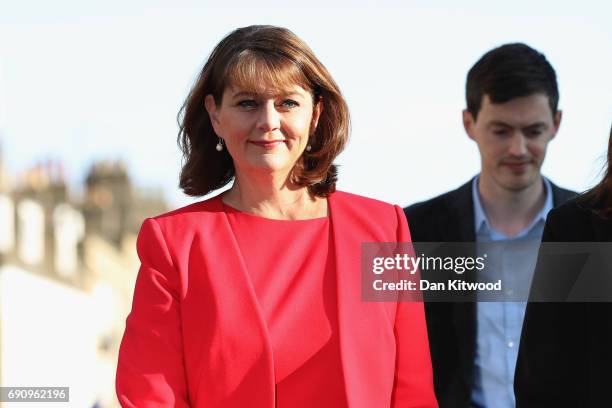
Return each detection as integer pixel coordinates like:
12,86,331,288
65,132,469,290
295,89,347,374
280,99,299,108
237,100,257,108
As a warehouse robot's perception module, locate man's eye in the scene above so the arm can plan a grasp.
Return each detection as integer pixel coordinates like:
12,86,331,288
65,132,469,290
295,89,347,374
525,130,542,138
493,129,509,137
237,100,257,108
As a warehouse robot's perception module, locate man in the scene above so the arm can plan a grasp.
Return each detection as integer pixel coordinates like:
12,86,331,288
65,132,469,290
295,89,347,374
404,43,575,408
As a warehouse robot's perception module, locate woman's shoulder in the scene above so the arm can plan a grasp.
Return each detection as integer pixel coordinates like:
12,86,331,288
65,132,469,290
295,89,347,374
547,196,596,227
546,196,586,225
331,191,404,234
332,190,399,212
146,191,403,232
144,194,224,230
545,196,611,242
550,195,588,214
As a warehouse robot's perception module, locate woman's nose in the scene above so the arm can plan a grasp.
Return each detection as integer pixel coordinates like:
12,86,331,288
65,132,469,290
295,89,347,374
256,101,281,132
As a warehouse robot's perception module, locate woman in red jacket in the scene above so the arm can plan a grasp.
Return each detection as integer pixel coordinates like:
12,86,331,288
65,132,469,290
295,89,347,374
116,25,437,408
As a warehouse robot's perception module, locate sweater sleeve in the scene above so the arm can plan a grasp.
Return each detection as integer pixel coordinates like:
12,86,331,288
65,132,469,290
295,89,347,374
514,208,587,407
116,218,191,407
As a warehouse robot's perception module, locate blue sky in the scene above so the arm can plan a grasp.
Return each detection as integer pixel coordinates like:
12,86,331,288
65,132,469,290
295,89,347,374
1,1,610,207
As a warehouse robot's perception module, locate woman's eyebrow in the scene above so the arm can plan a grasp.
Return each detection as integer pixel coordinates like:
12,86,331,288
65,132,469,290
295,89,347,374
231,89,305,100
231,91,258,99
278,92,304,99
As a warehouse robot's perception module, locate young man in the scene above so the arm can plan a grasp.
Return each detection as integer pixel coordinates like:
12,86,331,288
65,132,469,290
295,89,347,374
404,43,575,408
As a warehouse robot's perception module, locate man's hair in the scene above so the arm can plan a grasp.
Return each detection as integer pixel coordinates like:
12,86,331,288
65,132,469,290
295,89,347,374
466,43,559,120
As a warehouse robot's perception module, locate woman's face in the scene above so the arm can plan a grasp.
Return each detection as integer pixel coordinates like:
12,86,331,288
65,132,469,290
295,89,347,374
205,83,322,179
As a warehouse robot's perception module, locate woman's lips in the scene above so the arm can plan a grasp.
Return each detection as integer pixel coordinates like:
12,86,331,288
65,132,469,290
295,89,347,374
249,140,285,149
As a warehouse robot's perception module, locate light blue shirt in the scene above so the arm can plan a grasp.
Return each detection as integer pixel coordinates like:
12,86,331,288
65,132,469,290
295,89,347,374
470,176,553,408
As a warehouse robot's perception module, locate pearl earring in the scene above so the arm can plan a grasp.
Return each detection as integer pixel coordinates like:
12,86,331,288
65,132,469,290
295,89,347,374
215,138,224,152
305,145,312,152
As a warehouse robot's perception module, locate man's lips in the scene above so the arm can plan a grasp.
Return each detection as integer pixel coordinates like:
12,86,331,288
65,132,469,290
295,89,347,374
501,161,531,171
248,140,285,149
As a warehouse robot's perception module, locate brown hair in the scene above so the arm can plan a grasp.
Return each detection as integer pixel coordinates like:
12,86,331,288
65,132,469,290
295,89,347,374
177,25,350,197
581,125,612,218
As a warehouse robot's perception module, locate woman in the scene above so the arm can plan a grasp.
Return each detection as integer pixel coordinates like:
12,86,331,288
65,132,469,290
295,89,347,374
515,126,612,407
116,25,437,408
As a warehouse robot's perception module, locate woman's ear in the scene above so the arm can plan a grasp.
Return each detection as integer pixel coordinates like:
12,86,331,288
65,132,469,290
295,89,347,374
205,94,221,134
311,97,323,133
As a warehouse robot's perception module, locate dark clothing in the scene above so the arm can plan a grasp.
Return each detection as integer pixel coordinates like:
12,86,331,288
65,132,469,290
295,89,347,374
515,198,612,408
403,178,575,408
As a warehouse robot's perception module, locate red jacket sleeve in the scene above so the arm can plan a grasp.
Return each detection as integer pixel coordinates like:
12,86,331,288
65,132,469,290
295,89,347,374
116,218,191,407
391,205,439,407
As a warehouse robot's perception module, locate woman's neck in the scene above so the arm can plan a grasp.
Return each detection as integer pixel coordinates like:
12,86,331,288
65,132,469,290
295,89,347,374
222,172,328,220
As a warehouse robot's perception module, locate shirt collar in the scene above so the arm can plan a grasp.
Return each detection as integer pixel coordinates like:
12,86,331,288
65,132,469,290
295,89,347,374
472,175,554,236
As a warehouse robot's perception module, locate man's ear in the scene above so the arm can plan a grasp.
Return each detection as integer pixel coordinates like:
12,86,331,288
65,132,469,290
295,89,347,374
551,110,562,140
463,109,477,141
205,94,221,135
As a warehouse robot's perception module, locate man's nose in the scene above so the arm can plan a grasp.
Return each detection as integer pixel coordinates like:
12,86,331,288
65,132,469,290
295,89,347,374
508,132,528,156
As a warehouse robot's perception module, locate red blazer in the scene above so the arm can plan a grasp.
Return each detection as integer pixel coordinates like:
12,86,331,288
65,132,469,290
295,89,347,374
116,191,437,407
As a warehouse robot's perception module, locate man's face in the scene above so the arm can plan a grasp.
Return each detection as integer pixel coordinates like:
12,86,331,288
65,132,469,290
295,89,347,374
463,93,562,192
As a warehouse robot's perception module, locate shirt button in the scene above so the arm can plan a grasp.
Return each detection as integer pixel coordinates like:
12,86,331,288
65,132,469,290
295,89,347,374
507,341,515,348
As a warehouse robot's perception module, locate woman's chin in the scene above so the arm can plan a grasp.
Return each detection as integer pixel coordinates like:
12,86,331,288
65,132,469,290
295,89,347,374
240,157,297,175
